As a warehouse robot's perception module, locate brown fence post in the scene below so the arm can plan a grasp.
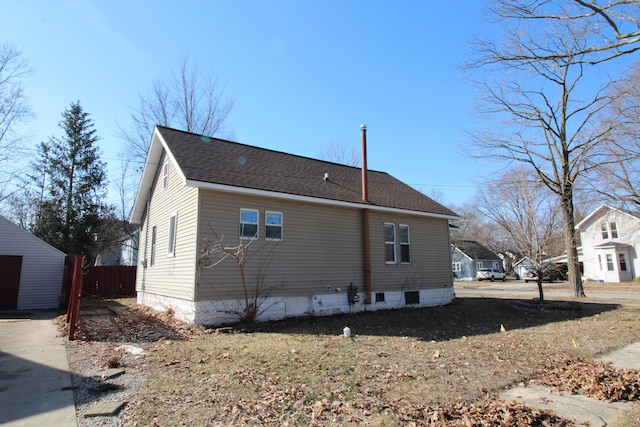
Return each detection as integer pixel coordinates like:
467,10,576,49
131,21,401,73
67,256,85,340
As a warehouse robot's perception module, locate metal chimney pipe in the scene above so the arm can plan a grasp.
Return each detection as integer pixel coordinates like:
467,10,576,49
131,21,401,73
361,124,368,202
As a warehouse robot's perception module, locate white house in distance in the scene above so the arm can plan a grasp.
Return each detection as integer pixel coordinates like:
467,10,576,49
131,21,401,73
576,204,640,283
0,215,66,310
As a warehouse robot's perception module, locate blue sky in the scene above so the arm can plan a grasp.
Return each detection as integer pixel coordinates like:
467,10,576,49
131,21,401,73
2,0,490,211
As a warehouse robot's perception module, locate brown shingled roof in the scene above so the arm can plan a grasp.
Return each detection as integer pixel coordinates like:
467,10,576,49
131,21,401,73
157,126,457,217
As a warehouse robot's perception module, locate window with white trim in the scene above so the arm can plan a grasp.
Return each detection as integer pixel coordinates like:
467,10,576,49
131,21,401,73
601,222,608,239
619,253,627,271
150,226,157,266
452,262,461,272
606,253,614,271
384,223,396,264
492,261,500,271
265,211,283,241
610,222,618,239
598,254,603,271
399,224,411,264
476,262,483,271
240,209,259,239
168,214,177,256
162,162,169,190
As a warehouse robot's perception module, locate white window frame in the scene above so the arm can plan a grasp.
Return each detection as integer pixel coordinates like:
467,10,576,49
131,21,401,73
492,262,500,271
399,224,411,264
384,223,397,264
610,222,618,239
606,253,614,271
150,226,157,266
452,262,461,272
598,254,603,271
240,208,259,240
265,211,283,241
162,162,169,190
476,262,483,271
167,213,177,257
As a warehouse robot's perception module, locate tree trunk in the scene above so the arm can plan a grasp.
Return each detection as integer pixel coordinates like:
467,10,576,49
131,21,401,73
537,279,544,302
560,188,585,297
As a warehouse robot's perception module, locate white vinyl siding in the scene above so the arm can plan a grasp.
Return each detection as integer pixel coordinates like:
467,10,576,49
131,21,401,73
137,150,198,300
0,216,65,310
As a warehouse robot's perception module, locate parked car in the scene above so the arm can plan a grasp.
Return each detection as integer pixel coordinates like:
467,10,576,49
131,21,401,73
522,264,566,283
476,268,506,282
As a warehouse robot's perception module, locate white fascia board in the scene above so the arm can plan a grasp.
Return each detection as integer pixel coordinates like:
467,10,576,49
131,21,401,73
575,204,609,230
129,127,188,224
185,179,459,221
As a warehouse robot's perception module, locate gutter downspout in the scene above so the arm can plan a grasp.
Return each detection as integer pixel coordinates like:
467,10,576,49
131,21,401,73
361,125,372,305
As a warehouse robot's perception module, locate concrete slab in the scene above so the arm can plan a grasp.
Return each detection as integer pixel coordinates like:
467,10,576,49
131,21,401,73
0,311,77,427
84,401,125,417
596,342,640,370
501,385,633,426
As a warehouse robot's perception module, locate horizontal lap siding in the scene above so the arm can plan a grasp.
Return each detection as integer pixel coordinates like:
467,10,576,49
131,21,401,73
369,211,452,292
138,152,198,301
196,191,364,301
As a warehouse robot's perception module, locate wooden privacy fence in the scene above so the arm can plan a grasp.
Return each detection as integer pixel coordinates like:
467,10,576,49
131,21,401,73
83,265,137,297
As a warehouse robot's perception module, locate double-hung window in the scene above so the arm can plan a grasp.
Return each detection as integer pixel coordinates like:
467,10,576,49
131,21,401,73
606,254,614,271
399,224,411,264
452,262,461,272
162,162,169,190
168,214,177,256
240,209,259,239
384,223,396,264
601,222,609,239
619,253,627,271
265,211,283,241
150,226,157,266
610,222,618,239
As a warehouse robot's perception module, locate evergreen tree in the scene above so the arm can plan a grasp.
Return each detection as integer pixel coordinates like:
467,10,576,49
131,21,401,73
31,101,109,262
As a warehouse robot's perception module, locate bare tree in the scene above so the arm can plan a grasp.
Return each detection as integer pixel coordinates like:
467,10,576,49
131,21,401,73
197,226,279,325
590,62,640,209
317,141,360,167
0,41,33,202
487,0,640,65
464,0,640,297
118,59,234,218
476,167,564,301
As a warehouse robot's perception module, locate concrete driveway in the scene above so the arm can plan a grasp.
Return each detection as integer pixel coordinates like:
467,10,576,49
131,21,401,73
0,310,77,427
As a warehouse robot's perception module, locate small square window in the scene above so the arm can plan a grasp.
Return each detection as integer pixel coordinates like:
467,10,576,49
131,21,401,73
405,291,419,305
375,292,385,303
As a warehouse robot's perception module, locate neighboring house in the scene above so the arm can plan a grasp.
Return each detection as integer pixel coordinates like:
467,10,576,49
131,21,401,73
576,205,640,282
513,256,535,280
95,231,139,266
0,215,66,310
130,126,458,325
451,240,503,281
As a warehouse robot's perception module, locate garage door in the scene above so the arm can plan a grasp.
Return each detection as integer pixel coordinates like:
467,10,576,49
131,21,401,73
0,256,22,310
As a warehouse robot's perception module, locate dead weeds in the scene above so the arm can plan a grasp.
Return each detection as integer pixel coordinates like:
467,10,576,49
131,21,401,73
101,296,640,426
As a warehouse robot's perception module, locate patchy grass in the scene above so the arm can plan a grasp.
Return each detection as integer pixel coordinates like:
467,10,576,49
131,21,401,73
121,296,640,426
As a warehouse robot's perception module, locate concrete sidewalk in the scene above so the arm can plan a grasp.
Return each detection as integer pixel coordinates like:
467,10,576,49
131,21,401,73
501,342,640,426
0,310,77,427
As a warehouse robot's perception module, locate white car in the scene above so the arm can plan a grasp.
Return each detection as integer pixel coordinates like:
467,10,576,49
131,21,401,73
476,268,506,282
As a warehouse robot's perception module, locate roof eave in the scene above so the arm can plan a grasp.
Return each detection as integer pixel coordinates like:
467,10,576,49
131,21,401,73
185,179,459,221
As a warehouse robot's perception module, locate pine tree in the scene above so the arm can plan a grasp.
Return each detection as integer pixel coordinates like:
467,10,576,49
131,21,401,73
31,101,109,262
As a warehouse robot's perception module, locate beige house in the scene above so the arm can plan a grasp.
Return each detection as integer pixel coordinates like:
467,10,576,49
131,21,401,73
130,126,458,325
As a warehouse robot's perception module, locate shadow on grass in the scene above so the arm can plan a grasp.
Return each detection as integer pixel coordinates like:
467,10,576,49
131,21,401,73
250,297,621,342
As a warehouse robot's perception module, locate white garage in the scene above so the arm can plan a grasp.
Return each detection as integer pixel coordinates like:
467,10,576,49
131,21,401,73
0,215,66,310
